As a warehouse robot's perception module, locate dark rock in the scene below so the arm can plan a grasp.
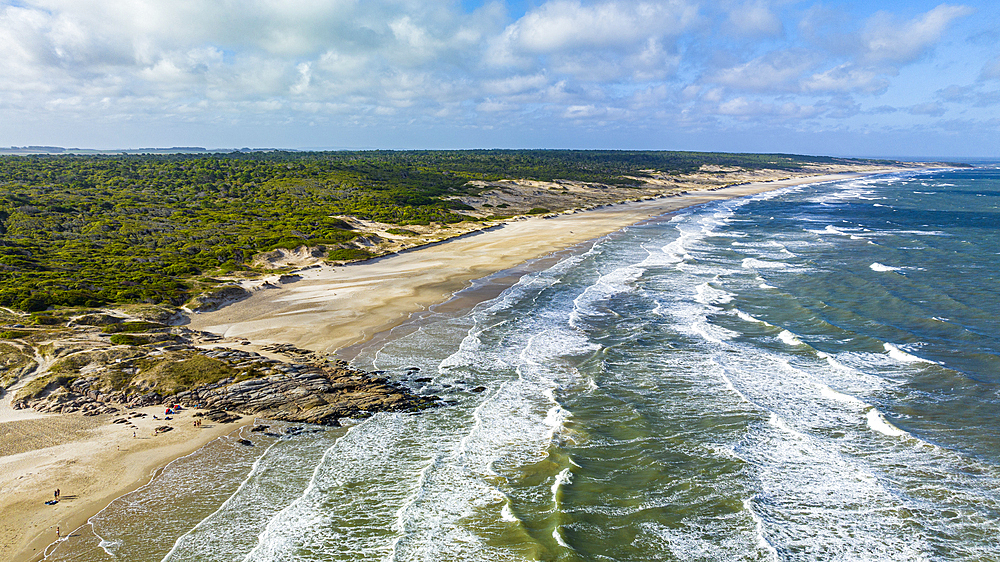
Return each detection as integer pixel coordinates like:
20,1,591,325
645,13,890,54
250,424,270,432
205,410,241,423
19,353,438,429
237,439,253,446
470,386,487,393
155,425,173,433
414,377,432,383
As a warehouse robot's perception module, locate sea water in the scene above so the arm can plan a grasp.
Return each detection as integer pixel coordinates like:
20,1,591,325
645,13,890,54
46,166,1000,561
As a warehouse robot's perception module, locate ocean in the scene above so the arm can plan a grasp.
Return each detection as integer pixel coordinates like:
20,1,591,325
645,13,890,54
46,166,1000,561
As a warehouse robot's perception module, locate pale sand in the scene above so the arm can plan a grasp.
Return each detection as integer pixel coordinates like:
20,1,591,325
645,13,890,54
186,172,890,354
1,169,901,561
1,407,248,562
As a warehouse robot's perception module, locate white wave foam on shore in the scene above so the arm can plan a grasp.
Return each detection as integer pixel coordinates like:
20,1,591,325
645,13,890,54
870,262,902,272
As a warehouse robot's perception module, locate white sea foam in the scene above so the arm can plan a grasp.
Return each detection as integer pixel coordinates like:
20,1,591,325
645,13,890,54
870,262,902,272
552,526,571,548
820,384,866,406
741,258,789,269
500,503,519,522
735,309,770,325
866,408,907,437
884,343,929,364
777,330,804,346
551,467,573,500
695,282,735,305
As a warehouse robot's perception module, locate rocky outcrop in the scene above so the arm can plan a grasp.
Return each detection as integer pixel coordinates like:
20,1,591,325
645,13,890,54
19,384,121,416
14,351,439,427
172,365,438,426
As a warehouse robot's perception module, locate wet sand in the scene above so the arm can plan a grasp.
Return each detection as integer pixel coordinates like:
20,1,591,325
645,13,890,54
1,407,248,562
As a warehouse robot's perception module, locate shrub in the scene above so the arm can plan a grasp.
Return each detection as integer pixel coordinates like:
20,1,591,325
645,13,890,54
109,334,149,345
326,248,374,261
102,321,165,334
385,228,418,236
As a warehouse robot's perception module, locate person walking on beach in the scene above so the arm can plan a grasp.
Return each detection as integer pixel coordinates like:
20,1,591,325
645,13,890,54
54,489,60,501
56,525,60,539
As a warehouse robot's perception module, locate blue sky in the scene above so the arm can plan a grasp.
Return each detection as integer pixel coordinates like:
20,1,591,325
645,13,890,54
1,0,998,157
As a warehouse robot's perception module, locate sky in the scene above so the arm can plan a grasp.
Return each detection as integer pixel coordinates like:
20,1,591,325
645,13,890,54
1,0,998,157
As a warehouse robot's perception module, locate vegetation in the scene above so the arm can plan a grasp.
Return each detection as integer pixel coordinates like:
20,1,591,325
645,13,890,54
14,348,235,401
132,354,236,395
0,150,899,312
385,228,419,236
0,342,35,389
108,334,150,346
101,321,166,334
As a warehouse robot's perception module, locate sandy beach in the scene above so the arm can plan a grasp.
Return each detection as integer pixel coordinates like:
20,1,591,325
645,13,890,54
1,405,248,562
1,169,904,561
186,172,886,356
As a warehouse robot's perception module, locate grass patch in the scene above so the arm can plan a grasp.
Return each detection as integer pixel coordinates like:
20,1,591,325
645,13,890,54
326,248,374,261
109,334,150,346
385,228,419,236
0,342,35,389
15,374,74,401
102,321,166,334
134,354,236,396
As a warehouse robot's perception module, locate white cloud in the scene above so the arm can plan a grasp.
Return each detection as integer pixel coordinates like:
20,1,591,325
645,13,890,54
981,55,1000,80
702,4,970,97
802,63,888,94
724,0,784,37
499,0,697,54
711,50,819,91
0,0,992,152
860,4,973,66
484,74,549,96
909,102,946,116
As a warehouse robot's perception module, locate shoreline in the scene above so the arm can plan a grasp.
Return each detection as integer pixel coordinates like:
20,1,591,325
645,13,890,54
2,406,250,562
185,170,903,356
2,167,910,561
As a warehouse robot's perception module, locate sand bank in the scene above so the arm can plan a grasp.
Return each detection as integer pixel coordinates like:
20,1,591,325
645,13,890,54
186,172,890,355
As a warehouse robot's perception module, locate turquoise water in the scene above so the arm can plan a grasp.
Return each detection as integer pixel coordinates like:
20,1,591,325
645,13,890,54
48,167,1000,561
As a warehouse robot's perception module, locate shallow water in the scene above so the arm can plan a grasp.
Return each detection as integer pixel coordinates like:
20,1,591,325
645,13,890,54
48,167,1000,561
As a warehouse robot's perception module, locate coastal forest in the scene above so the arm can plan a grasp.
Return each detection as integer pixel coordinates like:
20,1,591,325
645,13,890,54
0,150,891,313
